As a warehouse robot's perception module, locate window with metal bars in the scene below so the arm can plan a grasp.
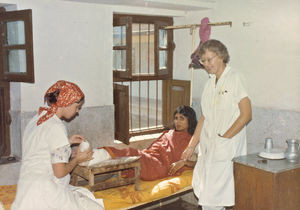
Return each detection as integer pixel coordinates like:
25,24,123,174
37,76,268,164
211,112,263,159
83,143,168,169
113,14,174,144
119,80,163,135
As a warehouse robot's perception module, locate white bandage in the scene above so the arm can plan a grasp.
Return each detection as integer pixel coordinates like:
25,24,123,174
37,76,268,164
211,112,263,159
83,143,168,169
79,141,90,152
78,141,111,166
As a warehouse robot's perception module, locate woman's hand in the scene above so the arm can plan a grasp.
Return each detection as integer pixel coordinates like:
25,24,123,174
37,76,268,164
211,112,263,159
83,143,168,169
181,115,204,160
74,147,94,164
52,145,93,178
70,147,78,159
69,134,85,145
168,160,185,175
181,146,194,160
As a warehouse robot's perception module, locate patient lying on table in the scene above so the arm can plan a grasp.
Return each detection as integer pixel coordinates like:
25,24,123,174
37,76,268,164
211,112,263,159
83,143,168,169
79,105,198,181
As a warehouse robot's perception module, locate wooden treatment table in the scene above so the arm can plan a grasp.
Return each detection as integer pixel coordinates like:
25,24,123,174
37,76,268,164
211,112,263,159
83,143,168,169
70,156,141,192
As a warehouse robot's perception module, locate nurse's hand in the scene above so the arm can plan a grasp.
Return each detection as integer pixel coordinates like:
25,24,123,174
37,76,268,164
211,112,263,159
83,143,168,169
74,147,94,164
69,134,86,145
53,148,94,178
168,160,185,175
181,146,194,161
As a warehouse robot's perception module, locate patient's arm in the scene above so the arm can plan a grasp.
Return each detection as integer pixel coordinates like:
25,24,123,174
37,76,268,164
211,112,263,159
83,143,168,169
168,159,196,176
184,160,196,167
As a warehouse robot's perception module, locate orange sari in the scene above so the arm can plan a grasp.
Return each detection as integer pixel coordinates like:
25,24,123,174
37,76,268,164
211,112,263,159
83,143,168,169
104,130,192,181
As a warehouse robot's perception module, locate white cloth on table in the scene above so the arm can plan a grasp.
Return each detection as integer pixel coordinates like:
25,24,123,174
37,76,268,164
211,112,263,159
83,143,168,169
202,206,225,210
11,113,104,210
192,66,248,207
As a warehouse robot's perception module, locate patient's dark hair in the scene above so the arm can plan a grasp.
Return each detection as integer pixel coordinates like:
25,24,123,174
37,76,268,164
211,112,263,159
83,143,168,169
45,90,84,105
173,105,197,135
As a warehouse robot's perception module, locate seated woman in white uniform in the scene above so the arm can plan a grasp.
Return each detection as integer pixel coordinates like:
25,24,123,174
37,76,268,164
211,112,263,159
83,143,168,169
12,80,104,210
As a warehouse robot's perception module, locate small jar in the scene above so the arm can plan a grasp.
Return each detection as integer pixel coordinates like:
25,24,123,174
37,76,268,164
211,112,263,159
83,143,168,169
284,139,300,162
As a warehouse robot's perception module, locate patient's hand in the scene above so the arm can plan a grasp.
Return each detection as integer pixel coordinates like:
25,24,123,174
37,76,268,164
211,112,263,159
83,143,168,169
181,146,194,161
168,160,185,176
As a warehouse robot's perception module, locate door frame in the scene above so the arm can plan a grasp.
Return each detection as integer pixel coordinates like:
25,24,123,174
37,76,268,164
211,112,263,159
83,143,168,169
0,81,11,157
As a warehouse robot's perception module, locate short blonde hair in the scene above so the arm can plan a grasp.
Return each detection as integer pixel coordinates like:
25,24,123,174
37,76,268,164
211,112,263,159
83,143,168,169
198,39,230,64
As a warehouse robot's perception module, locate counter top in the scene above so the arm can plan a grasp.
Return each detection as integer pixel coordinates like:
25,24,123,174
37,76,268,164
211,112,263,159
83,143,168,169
233,153,300,173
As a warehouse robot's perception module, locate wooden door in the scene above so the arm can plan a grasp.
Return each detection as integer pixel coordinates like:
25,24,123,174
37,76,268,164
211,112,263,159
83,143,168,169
113,83,129,144
162,79,190,128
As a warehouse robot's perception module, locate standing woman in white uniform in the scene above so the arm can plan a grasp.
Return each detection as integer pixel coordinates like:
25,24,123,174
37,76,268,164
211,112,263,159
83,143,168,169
12,80,104,210
182,40,252,210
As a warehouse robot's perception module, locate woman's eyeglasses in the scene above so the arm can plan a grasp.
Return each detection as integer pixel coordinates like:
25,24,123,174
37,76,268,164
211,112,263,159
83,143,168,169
200,55,217,65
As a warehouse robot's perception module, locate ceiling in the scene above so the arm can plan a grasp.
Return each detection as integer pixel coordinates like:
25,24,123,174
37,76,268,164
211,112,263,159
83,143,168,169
63,0,215,11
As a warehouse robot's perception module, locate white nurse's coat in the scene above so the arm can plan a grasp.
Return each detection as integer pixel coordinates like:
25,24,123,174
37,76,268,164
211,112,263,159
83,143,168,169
12,113,104,210
192,66,248,206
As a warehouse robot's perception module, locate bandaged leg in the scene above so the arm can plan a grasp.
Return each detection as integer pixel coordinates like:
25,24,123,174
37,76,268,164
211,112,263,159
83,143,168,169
79,148,111,167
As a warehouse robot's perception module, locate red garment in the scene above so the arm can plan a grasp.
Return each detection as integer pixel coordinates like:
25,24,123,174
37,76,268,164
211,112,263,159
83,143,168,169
104,130,192,181
37,80,84,126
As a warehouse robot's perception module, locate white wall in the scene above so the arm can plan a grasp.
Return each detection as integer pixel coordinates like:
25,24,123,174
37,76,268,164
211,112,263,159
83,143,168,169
173,0,300,112
2,0,192,113
0,0,199,156
0,0,192,185
12,0,113,112
1,0,298,145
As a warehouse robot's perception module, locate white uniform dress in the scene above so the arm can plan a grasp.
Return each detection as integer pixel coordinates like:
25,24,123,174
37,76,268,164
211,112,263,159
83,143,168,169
192,66,248,207
11,113,104,210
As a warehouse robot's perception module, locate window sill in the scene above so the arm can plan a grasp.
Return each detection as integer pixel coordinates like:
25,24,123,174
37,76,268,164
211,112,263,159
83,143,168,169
113,133,162,150
114,132,162,144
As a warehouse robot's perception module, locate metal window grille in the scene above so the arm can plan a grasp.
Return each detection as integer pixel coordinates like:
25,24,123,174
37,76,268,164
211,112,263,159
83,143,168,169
121,80,163,135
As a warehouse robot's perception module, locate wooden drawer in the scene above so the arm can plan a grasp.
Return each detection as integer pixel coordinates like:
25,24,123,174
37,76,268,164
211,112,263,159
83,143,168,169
234,162,300,210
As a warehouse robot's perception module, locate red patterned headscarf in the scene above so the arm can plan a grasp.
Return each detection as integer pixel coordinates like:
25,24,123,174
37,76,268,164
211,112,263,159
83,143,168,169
37,80,84,126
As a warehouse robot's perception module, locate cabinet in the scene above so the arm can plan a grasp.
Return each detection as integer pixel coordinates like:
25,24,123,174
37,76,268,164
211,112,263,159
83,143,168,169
233,154,300,210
